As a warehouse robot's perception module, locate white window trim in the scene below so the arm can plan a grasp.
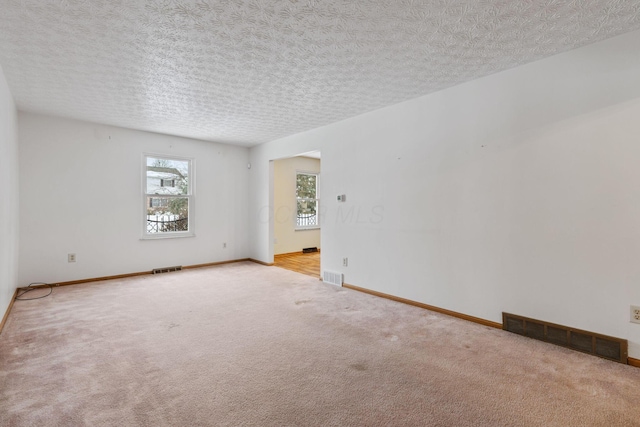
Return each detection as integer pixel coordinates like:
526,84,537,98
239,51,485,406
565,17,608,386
141,153,195,240
295,170,320,231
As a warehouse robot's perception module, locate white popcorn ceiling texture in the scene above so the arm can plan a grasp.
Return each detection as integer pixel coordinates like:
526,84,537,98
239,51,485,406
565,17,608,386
0,1,639,146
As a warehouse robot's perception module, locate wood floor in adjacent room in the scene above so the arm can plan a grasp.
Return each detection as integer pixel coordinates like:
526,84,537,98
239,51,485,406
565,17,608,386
274,251,320,279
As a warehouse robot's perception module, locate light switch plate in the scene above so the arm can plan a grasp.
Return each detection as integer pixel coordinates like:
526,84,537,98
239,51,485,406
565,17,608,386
631,305,640,324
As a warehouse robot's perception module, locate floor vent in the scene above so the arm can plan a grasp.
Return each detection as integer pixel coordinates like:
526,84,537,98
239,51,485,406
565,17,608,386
503,312,628,364
323,271,343,286
152,266,183,274
303,247,318,253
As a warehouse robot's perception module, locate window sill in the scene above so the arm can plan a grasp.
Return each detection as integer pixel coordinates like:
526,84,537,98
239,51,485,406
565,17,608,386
141,232,195,240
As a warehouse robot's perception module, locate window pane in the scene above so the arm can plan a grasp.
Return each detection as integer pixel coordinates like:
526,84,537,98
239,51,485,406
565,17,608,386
296,173,316,199
146,197,189,233
146,157,189,195
297,199,318,227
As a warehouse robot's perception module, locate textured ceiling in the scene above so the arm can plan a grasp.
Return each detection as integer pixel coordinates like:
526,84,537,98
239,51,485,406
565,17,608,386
0,1,639,146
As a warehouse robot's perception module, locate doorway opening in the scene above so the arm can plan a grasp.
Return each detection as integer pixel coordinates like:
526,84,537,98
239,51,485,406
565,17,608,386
272,151,321,278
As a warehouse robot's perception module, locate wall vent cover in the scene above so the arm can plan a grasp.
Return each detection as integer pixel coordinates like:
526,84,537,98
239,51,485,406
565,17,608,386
152,266,183,274
323,271,343,286
503,312,628,364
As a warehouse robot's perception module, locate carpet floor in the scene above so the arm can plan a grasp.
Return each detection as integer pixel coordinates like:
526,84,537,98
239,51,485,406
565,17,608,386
1,261,639,426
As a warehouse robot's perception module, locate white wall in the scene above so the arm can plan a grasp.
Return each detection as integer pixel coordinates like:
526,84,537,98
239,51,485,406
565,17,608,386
0,65,19,320
274,156,321,254
19,113,250,285
249,29,640,358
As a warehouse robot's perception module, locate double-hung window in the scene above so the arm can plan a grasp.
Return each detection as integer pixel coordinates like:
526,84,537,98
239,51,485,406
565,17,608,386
296,172,319,229
143,154,194,238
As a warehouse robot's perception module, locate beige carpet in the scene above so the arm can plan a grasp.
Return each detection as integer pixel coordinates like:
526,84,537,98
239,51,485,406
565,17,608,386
1,261,639,426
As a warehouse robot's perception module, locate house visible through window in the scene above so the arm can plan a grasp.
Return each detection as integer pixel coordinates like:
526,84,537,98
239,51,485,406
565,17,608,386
144,155,193,238
149,198,169,208
296,172,319,229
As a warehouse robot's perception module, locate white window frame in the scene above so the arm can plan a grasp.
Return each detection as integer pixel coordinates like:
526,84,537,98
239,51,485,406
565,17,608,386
295,171,320,231
142,153,195,240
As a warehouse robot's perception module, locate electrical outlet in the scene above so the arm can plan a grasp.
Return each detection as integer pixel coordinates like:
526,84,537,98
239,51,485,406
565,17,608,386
631,305,640,324
68,253,76,263
342,257,348,267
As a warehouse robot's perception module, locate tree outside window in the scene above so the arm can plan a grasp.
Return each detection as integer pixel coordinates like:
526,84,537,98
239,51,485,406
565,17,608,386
296,172,319,228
